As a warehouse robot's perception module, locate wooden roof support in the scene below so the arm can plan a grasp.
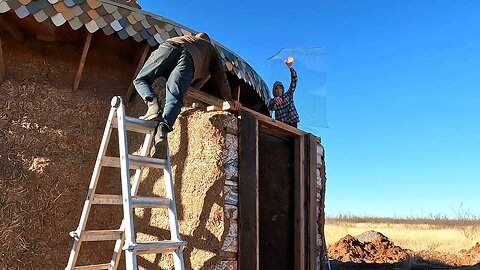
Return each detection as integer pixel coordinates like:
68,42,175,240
190,86,303,136
0,33,4,84
73,32,92,91
0,15,24,42
126,43,149,102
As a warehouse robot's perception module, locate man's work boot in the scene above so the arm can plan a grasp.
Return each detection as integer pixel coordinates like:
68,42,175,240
151,123,169,159
139,98,160,121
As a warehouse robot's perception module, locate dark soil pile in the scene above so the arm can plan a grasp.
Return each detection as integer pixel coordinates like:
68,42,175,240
329,232,480,268
328,233,413,264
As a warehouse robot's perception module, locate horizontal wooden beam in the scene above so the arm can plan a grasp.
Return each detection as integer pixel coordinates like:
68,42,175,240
242,107,304,136
188,87,303,136
187,87,224,107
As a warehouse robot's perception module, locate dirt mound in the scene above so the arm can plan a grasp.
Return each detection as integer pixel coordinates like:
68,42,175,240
417,242,480,267
355,230,388,243
328,233,412,264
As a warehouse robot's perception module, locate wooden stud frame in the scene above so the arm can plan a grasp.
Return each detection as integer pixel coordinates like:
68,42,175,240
238,108,319,270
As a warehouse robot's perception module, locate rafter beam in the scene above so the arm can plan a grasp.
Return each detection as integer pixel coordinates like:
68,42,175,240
73,33,92,91
126,44,150,102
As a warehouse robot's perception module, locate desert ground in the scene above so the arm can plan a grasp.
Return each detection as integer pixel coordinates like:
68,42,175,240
325,217,480,269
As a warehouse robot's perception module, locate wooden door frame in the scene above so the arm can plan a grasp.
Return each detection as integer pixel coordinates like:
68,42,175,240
238,109,318,270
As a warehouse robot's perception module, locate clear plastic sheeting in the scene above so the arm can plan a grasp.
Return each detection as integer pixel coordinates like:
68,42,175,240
267,47,328,131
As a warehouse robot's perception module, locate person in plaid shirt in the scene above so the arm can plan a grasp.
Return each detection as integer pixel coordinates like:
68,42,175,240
268,56,299,128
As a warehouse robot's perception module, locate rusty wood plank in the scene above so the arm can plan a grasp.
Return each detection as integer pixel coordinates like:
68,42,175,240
73,33,92,91
294,136,305,270
238,110,259,270
126,44,150,102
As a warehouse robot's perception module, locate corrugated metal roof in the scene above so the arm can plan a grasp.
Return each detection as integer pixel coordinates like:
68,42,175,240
0,0,271,104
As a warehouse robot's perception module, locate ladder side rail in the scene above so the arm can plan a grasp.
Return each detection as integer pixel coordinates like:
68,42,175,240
116,100,138,269
109,130,155,270
66,106,117,270
164,151,182,241
164,151,186,270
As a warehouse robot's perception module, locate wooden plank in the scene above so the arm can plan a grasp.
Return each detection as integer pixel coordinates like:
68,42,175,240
73,33,92,91
306,134,318,270
238,110,259,270
187,87,303,136
126,44,150,102
0,33,4,84
243,106,304,136
294,136,305,270
187,87,224,107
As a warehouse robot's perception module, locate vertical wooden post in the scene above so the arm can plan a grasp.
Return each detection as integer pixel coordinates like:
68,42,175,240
73,33,92,91
0,33,5,84
126,44,150,102
236,85,241,102
294,136,305,270
239,110,259,270
306,134,318,270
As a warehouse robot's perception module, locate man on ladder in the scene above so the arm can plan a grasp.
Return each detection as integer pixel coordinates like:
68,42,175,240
133,32,241,158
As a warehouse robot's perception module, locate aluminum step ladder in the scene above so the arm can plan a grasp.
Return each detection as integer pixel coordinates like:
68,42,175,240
65,96,186,270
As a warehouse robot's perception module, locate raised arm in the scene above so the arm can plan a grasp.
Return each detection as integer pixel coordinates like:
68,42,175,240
286,66,298,95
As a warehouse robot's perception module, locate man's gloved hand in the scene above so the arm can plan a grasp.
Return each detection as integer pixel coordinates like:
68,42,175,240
285,56,294,67
274,97,283,105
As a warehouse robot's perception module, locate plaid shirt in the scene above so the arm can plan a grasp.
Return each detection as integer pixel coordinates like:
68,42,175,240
268,67,299,124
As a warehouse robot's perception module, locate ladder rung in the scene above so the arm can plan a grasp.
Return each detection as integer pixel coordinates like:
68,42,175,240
77,230,123,242
113,116,158,133
91,195,171,209
102,155,167,169
134,241,187,255
73,264,110,270
92,194,123,205
131,196,171,208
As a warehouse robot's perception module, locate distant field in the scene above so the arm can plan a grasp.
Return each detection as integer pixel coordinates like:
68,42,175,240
325,217,480,253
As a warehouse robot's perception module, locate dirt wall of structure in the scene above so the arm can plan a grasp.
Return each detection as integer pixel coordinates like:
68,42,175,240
0,32,238,270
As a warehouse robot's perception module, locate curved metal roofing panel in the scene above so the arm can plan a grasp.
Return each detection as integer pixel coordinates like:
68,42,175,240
0,0,271,104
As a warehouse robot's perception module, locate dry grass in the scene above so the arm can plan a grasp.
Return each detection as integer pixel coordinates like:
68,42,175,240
326,218,480,253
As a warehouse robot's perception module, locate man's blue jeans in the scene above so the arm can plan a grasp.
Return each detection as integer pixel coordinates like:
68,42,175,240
133,42,194,131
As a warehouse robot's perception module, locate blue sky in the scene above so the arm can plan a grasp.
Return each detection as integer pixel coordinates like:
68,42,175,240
138,0,480,218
